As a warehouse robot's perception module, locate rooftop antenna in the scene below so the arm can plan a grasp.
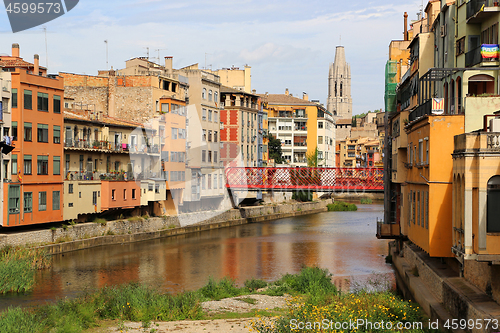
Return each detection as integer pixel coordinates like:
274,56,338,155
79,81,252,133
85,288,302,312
104,40,108,69
155,48,167,64
144,47,150,60
42,26,48,69
204,52,211,70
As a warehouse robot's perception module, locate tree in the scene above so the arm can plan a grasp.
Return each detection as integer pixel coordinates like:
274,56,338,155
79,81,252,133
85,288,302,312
267,134,284,164
306,147,320,167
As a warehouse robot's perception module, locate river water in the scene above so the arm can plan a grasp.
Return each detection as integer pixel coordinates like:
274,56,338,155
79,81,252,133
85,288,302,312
0,203,393,310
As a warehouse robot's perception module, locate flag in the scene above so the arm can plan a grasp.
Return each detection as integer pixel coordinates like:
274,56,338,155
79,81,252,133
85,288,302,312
17,167,22,182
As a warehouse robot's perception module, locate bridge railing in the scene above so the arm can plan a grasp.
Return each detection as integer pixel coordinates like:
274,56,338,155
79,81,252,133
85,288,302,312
225,167,384,191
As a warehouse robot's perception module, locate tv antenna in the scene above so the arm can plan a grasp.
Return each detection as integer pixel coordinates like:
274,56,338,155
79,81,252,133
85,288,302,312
155,48,167,64
104,40,109,69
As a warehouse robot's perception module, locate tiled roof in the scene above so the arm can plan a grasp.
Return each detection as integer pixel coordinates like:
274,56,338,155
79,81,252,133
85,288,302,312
259,94,318,106
336,118,352,125
0,58,34,69
64,111,145,128
220,85,258,97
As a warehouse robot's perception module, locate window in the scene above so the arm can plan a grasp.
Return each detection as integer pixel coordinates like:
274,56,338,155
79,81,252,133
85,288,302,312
172,128,178,140
93,191,98,205
487,176,500,232
68,183,74,194
318,136,323,144
202,88,207,99
214,111,218,122
123,189,127,200
53,126,61,144
318,122,323,129
202,129,207,141
8,186,20,214
425,138,429,164
12,89,17,108
132,188,136,199
202,108,207,121
111,189,116,200
12,121,17,141
208,110,212,121
208,150,212,162
208,90,213,101
11,154,17,176
214,92,218,103
208,173,212,189
214,174,218,189
37,155,48,175
202,150,206,162
214,131,218,142
418,140,423,164
24,192,32,213
38,191,47,211
37,124,48,143
456,37,465,56
53,156,60,175
24,155,32,175
208,130,212,142
24,90,32,109
53,95,61,113
214,151,218,163
53,191,60,210
24,122,32,141
161,103,169,113
37,92,49,112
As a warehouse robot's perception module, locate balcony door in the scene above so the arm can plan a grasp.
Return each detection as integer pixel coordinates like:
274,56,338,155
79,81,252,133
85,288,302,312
487,175,500,232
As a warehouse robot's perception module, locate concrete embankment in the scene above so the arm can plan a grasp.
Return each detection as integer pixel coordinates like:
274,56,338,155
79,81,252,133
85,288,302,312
392,242,500,333
0,199,333,255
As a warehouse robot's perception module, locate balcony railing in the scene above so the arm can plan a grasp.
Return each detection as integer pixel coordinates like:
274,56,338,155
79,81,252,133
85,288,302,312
409,99,431,122
467,0,498,20
487,133,500,149
66,171,134,181
466,46,482,67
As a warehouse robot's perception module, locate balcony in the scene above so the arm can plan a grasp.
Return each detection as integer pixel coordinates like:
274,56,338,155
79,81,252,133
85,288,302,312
408,99,431,123
64,139,129,153
467,0,500,23
65,171,134,181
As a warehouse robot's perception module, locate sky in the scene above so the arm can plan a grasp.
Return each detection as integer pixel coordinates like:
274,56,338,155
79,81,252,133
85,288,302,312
0,0,422,115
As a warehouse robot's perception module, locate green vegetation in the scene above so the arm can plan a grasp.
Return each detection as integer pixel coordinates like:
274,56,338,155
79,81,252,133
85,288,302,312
327,202,358,211
94,218,107,226
252,291,437,333
127,216,143,222
360,197,373,204
0,267,435,333
0,246,51,294
267,133,284,164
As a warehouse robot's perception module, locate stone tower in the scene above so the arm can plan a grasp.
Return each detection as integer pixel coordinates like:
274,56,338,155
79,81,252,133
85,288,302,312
327,46,352,121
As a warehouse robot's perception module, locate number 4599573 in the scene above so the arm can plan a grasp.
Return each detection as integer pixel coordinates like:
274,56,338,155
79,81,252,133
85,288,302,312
444,318,498,330
6,2,62,14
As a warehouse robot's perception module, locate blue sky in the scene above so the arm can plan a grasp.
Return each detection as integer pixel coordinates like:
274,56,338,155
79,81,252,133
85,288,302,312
0,0,421,115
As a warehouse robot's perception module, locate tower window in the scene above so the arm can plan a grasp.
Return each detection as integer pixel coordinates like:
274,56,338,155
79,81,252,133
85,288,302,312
340,82,343,97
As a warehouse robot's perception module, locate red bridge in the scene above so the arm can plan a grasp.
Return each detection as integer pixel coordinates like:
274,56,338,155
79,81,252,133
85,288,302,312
225,167,384,192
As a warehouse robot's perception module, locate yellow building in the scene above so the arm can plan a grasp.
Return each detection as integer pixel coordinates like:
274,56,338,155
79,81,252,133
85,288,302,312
209,66,251,93
261,90,335,167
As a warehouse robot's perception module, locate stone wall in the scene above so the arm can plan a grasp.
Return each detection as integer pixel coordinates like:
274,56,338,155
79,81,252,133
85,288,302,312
0,200,333,253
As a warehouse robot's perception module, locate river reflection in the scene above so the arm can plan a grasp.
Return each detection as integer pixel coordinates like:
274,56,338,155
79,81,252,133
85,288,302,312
0,204,392,310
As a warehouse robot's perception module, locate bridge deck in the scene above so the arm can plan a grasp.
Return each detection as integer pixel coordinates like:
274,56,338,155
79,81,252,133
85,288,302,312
225,167,384,192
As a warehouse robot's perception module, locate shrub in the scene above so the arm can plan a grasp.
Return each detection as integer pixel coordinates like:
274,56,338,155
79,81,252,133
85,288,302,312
360,197,373,204
199,277,241,301
244,278,268,292
327,202,357,211
94,218,107,226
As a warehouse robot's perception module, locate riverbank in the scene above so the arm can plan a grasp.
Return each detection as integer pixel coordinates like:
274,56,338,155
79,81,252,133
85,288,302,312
0,267,436,333
391,241,500,333
0,199,333,254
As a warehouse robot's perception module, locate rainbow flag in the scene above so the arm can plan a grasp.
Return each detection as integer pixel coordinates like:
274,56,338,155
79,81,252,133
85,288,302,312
481,44,500,59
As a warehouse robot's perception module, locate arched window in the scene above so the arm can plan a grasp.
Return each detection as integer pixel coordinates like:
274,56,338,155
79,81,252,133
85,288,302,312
450,79,455,114
202,88,207,99
208,90,213,102
340,82,343,97
487,176,500,232
214,91,218,103
444,82,449,114
335,82,337,97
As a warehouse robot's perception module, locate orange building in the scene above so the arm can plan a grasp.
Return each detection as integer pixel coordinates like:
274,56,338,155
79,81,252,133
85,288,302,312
1,44,64,226
404,114,464,257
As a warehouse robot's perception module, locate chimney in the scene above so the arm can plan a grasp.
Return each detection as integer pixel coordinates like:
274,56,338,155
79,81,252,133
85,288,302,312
34,54,39,75
12,43,20,58
303,92,309,101
252,89,256,94
285,88,289,96
404,12,408,41
165,56,173,72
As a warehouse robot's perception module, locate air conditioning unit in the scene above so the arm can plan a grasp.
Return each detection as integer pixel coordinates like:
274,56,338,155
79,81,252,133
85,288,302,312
440,25,446,37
